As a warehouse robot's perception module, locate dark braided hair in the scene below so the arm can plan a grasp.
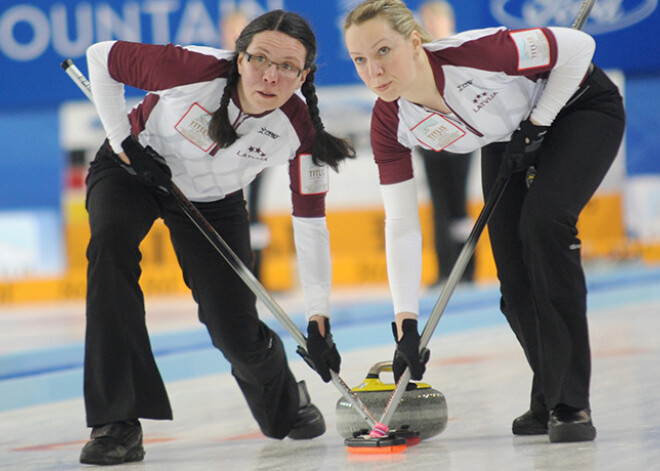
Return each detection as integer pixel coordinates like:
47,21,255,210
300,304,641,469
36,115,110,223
209,56,240,148
299,65,356,170
208,10,355,170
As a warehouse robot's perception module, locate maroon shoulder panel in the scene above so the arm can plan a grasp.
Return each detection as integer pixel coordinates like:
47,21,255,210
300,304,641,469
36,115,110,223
108,41,231,91
371,98,414,185
427,27,557,80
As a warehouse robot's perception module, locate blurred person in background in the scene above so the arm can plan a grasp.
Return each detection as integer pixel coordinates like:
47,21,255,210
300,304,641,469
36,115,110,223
418,0,475,287
220,9,250,51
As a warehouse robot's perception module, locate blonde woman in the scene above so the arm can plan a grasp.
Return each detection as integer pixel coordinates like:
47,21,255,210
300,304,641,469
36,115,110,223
344,0,624,443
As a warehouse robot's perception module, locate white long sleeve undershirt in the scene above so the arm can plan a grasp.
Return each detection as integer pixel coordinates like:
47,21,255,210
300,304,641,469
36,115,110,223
292,216,332,320
380,178,422,316
530,27,595,126
86,40,131,153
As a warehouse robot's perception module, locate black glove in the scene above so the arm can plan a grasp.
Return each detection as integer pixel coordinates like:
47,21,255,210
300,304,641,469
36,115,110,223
121,135,173,194
500,119,548,177
392,319,430,383
306,317,341,383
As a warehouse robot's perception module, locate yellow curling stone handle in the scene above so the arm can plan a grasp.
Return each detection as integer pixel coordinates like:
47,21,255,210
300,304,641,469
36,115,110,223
352,361,431,392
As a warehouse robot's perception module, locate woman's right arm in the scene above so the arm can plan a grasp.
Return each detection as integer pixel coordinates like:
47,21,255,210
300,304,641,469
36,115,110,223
87,41,232,157
86,41,131,156
380,177,423,323
371,99,423,322
381,178,430,382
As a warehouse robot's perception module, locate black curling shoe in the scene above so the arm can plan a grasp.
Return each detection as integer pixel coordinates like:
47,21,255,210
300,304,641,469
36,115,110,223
512,410,549,435
287,381,326,440
80,419,145,465
548,406,597,443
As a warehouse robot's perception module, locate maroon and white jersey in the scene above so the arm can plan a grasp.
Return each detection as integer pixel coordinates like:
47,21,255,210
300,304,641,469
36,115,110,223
87,41,327,215
372,27,594,185
372,27,595,315
86,41,332,318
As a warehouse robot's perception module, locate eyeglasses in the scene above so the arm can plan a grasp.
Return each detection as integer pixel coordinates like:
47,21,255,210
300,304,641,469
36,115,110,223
244,52,304,79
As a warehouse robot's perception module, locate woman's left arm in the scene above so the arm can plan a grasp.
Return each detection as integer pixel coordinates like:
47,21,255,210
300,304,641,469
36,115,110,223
292,215,332,320
529,28,595,126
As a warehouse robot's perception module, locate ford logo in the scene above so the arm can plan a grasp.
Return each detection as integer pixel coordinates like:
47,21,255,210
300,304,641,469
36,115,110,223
490,0,657,34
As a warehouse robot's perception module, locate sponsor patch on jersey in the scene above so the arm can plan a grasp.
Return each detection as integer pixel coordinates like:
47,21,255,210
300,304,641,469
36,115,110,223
299,153,328,195
175,103,214,152
510,29,551,71
410,113,466,151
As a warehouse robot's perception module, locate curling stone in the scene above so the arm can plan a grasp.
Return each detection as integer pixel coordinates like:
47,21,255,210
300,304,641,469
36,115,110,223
335,361,447,440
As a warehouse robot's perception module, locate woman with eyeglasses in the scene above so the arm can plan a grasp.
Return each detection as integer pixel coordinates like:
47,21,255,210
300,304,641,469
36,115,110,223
79,10,354,465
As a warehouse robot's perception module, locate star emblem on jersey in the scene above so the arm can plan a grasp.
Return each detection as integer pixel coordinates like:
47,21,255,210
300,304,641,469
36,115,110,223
472,91,499,112
237,146,267,161
473,93,487,103
251,146,266,157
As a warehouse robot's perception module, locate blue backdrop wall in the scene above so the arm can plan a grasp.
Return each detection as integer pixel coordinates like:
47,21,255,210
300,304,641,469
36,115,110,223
0,0,658,108
0,0,658,238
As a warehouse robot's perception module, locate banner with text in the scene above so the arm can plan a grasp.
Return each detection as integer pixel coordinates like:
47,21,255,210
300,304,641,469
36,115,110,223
0,0,658,109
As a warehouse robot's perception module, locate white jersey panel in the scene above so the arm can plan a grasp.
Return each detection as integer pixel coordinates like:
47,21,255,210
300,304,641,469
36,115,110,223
396,68,544,155
441,66,542,142
139,80,301,202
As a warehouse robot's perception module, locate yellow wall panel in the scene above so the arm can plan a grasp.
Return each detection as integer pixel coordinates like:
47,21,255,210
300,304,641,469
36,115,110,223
0,192,641,304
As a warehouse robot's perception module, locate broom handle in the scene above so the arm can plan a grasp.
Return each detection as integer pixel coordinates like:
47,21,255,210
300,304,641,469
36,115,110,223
377,175,509,428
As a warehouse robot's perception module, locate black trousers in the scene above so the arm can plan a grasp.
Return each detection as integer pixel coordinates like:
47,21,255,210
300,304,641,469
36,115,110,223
481,65,625,416
419,148,475,282
83,146,299,439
